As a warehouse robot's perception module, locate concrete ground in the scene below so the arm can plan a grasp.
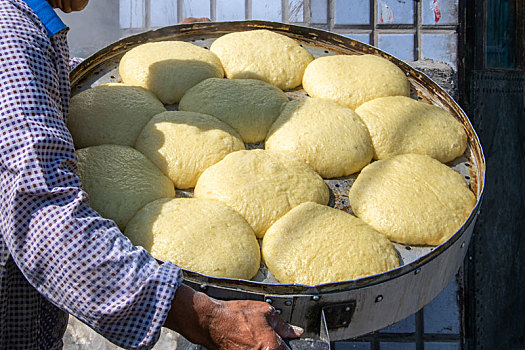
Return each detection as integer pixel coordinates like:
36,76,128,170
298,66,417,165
63,316,180,350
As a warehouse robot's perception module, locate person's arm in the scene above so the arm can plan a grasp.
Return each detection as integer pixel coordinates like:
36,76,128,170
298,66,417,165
0,5,179,349
0,4,302,350
166,285,303,350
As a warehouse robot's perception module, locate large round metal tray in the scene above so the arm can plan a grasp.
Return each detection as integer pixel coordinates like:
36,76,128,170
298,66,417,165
70,21,485,341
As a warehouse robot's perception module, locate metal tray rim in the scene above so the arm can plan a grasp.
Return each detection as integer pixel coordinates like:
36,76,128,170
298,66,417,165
70,20,486,296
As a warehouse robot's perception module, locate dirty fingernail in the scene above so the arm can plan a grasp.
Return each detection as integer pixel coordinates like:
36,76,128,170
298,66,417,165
291,325,304,335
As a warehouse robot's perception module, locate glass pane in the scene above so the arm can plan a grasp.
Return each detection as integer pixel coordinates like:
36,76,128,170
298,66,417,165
289,0,304,22
119,0,144,28
334,342,371,350
120,0,132,28
423,279,460,334
335,0,370,25
422,0,458,25
378,34,415,61
379,343,416,350
425,343,460,350
311,0,328,24
181,0,210,19
252,0,282,22
150,0,177,27
217,0,245,21
421,33,457,68
380,314,416,333
341,33,371,45
377,0,414,24
485,0,516,69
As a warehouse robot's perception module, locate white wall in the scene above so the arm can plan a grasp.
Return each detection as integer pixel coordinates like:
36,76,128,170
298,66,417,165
59,0,459,67
58,0,121,58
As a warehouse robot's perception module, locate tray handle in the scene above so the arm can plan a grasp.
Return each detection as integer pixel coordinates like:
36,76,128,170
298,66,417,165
286,300,356,350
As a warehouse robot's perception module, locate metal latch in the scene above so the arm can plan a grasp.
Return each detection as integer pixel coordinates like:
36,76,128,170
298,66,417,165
264,294,295,323
322,301,356,329
286,301,357,350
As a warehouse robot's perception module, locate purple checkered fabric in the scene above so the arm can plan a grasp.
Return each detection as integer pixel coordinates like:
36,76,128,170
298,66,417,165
0,1,182,349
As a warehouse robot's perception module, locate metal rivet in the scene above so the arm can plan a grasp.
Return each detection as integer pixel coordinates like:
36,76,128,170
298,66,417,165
284,300,292,306
312,295,320,301
375,295,383,302
265,298,273,304
199,284,207,290
275,309,282,315
461,242,466,248
345,306,352,312
414,268,421,275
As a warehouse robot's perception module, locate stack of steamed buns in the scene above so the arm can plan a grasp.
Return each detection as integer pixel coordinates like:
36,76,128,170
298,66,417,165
68,30,476,285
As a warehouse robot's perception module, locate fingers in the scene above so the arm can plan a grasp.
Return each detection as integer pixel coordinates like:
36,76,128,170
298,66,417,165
49,0,89,12
62,0,72,13
202,299,302,350
265,305,303,339
273,332,290,350
54,0,63,10
52,0,72,13
254,325,289,350
268,315,304,339
179,17,211,24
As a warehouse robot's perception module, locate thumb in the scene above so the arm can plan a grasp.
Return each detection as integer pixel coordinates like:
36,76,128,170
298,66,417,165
269,316,304,339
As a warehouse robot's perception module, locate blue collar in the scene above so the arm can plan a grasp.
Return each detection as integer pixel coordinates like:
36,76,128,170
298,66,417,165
22,0,67,36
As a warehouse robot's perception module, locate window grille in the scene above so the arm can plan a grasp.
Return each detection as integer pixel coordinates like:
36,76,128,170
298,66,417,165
119,0,459,67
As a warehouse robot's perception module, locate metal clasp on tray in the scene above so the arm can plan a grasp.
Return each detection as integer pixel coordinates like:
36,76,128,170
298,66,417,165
266,296,356,350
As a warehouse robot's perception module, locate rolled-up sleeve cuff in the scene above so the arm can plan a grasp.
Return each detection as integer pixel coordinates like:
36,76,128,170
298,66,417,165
92,261,183,350
139,261,183,350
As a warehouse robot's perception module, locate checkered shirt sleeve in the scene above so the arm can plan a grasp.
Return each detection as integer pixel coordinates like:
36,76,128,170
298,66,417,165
0,1,182,349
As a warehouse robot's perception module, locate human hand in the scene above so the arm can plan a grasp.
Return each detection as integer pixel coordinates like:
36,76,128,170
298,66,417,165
165,284,303,350
180,17,212,24
47,0,89,13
